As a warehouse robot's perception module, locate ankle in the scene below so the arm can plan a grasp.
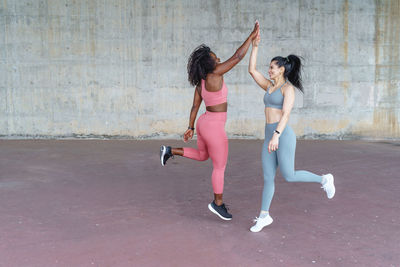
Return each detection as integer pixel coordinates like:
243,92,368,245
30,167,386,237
214,200,223,206
171,147,184,156
214,193,223,206
260,210,269,218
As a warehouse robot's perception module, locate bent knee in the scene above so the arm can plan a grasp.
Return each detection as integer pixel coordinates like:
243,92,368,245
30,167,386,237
199,153,209,161
283,175,296,182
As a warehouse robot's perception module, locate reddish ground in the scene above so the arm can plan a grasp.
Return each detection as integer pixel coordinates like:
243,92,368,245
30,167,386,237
0,140,399,266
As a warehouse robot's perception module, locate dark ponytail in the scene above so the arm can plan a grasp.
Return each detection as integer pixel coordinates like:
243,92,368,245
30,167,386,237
271,54,304,92
187,44,216,87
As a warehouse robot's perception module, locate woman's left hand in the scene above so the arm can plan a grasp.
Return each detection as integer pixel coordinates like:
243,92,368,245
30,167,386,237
183,129,194,142
268,135,279,153
252,32,260,47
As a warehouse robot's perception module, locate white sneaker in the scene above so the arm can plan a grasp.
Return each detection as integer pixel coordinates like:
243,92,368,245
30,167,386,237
321,173,335,199
250,214,273,232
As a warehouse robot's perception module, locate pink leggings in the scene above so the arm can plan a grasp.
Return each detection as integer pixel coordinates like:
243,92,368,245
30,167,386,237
183,111,228,194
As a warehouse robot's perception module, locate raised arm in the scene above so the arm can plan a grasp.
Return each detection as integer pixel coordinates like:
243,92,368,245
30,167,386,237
183,85,202,142
248,32,272,90
213,22,259,75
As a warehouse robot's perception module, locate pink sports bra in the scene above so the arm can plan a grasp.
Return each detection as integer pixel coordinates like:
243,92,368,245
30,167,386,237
201,79,228,107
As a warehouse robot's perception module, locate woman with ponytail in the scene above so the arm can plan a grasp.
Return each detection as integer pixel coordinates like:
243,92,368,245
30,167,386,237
160,22,259,221
248,29,336,232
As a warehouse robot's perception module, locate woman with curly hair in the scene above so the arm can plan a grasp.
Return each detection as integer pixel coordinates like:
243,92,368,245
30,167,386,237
160,22,259,221
248,28,336,232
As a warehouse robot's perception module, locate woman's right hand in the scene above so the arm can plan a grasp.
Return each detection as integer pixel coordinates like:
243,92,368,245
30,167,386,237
250,21,259,40
213,20,259,75
183,129,194,142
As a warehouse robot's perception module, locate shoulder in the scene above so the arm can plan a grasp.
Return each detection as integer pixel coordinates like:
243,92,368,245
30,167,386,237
207,72,223,81
282,82,295,95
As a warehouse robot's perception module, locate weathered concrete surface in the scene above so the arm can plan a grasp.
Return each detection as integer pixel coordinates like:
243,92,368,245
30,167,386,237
0,0,399,139
0,139,399,266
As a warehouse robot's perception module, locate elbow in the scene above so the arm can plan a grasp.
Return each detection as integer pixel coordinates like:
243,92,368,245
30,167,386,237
191,104,200,111
249,70,257,79
248,64,257,75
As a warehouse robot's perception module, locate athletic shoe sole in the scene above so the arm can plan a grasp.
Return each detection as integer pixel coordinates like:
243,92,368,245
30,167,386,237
250,217,273,232
160,146,167,166
208,203,232,221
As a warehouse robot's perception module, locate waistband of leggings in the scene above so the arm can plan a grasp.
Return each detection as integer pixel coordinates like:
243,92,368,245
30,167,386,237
265,122,279,129
203,111,227,121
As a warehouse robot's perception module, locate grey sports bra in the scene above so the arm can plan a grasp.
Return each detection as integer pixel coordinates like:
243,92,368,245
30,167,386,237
263,81,287,109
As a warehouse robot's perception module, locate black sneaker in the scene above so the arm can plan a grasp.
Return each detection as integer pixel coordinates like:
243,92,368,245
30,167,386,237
208,201,232,221
160,145,173,166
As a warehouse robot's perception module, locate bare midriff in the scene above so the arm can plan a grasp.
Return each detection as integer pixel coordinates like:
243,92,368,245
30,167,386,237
206,102,228,112
265,107,282,124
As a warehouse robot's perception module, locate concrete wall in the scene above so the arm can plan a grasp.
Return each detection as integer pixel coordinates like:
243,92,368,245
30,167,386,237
0,0,399,140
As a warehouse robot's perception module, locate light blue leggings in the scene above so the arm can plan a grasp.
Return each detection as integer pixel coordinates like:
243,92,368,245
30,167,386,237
261,122,323,211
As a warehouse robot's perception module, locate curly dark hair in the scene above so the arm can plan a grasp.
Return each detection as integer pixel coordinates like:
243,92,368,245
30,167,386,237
187,44,216,86
271,54,304,92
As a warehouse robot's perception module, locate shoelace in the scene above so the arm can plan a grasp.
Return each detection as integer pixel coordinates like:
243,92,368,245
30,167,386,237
221,204,229,211
166,151,174,159
163,152,174,164
253,215,270,223
321,182,330,191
